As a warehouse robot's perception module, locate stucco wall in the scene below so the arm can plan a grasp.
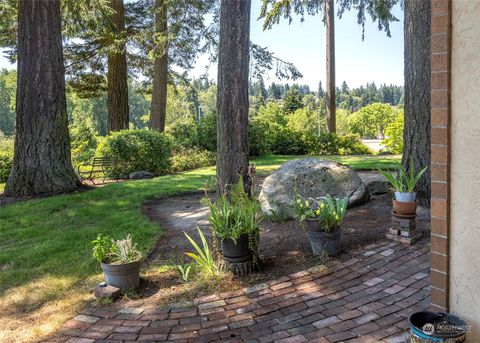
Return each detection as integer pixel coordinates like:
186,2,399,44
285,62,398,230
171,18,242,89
450,1,480,340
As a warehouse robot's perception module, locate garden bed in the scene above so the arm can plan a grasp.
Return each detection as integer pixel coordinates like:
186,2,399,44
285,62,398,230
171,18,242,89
138,181,430,304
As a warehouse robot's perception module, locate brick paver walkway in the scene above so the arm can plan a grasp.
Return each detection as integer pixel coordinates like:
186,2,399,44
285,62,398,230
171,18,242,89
56,239,430,343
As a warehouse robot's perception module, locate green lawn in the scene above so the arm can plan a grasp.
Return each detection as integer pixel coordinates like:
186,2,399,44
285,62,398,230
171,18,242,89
0,154,399,341
0,154,400,293
252,154,401,173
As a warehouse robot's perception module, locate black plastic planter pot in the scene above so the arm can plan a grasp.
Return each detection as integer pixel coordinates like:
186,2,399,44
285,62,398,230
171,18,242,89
306,228,341,256
101,260,141,291
408,311,467,343
221,234,252,263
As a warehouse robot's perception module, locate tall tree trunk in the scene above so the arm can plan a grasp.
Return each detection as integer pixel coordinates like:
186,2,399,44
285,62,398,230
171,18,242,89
216,0,251,195
107,0,129,133
325,0,336,133
149,0,168,131
5,0,80,197
403,0,431,205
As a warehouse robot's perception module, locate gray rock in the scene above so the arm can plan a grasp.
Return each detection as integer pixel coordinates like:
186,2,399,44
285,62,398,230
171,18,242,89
259,158,369,218
359,172,391,195
129,171,154,179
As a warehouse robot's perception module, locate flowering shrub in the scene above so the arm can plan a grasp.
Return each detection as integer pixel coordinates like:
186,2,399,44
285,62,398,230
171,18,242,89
293,194,348,232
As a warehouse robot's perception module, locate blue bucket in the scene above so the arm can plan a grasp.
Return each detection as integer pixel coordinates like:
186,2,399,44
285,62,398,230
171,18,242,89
408,311,467,342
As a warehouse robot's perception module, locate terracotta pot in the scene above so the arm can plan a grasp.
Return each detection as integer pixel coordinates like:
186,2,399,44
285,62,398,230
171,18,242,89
393,199,417,216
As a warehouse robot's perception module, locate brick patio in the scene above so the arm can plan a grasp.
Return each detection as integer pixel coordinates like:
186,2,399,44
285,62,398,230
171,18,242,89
56,239,430,343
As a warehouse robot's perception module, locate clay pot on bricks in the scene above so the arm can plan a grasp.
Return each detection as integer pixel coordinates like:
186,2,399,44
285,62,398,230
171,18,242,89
393,199,417,217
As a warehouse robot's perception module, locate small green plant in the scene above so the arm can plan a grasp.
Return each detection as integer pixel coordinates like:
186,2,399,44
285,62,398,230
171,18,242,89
293,195,322,222
92,233,142,264
177,264,192,282
320,196,348,231
379,160,428,193
184,227,218,276
264,209,289,223
201,180,261,255
293,191,348,232
92,234,116,263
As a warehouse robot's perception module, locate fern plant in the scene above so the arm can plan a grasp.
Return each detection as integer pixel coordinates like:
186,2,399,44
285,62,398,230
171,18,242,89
184,227,218,276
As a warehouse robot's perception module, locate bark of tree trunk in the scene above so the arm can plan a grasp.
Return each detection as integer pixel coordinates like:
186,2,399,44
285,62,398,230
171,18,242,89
325,0,336,133
5,0,80,197
403,0,431,205
107,0,129,133
149,0,168,132
216,0,251,195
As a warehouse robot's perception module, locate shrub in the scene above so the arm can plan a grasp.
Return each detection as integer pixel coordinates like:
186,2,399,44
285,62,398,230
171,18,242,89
98,129,172,177
337,134,371,155
304,132,370,156
349,103,397,138
197,112,217,152
0,137,13,183
0,150,13,183
382,113,404,154
166,118,198,149
271,128,308,155
70,124,98,168
171,147,215,172
249,118,270,156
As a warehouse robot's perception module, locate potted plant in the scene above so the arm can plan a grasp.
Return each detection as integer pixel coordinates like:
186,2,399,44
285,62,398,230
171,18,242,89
92,234,142,291
202,181,261,265
379,161,428,216
293,194,348,256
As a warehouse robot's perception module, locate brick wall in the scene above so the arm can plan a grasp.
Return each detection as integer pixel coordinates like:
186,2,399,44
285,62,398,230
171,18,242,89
430,0,451,312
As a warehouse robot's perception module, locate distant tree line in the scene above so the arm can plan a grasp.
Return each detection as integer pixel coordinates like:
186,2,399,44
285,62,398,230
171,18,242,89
248,79,403,111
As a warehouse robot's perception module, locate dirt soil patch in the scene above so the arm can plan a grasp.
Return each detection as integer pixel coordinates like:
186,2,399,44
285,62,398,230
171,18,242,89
141,173,430,296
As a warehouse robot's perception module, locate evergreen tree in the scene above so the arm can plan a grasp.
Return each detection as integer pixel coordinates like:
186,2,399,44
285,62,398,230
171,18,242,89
216,0,251,195
106,0,129,132
283,88,303,114
268,82,281,99
318,81,325,98
403,0,431,204
6,0,80,197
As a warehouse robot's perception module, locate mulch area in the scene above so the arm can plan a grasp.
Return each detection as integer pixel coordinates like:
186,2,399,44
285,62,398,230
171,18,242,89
141,188,430,282
54,239,430,342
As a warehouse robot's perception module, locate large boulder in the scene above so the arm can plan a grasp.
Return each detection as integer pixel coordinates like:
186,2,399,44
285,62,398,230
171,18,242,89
259,158,370,218
359,172,391,195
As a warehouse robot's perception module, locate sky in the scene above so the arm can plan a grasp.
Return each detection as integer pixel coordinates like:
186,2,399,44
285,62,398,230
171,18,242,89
0,0,404,90
193,0,404,89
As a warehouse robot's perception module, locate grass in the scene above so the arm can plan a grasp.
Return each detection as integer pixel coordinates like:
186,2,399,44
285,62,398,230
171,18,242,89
0,154,400,342
252,154,401,173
